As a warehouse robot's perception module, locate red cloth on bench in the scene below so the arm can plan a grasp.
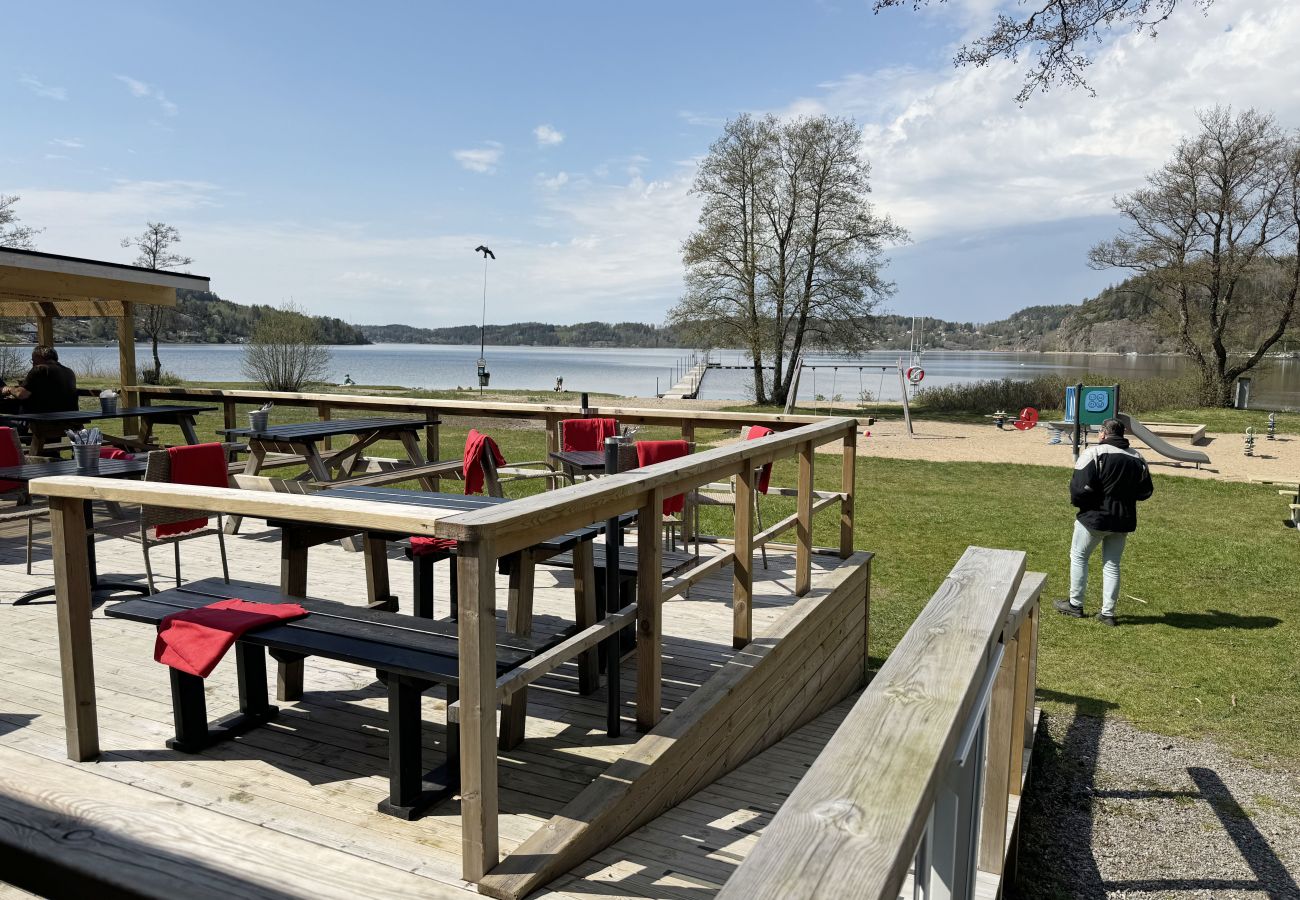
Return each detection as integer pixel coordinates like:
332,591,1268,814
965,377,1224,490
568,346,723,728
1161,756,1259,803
99,446,133,460
745,425,775,494
154,598,307,678
636,439,690,516
407,429,504,556
0,427,22,492
562,417,618,451
154,443,229,538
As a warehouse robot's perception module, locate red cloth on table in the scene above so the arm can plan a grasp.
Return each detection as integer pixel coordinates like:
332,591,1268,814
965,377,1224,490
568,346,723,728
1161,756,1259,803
154,442,229,538
407,429,504,555
745,425,775,494
99,446,133,460
0,427,22,492
636,439,690,516
154,598,307,678
561,417,618,452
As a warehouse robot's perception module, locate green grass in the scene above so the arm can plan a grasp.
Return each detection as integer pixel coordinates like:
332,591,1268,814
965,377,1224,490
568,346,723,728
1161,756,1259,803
81,382,1300,762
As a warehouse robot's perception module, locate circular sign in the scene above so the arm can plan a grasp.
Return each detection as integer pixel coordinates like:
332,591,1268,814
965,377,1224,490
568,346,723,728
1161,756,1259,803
906,366,925,384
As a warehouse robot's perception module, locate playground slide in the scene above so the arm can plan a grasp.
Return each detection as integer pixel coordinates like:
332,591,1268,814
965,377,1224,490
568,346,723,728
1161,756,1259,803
1117,413,1211,466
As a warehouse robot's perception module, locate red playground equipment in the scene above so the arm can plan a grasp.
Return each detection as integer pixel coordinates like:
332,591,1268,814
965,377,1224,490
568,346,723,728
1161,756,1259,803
1013,407,1039,430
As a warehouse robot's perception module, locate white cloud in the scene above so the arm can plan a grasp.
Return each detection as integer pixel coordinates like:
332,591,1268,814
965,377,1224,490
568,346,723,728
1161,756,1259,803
50,138,84,149
115,75,179,116
783,0,1300,241
534,124,564,147
538,171,570,190
678,110,724,128
20,75,66,101
453,142,503,174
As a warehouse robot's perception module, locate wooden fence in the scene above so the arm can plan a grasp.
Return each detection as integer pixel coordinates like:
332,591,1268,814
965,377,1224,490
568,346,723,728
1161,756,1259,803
31,414,861,885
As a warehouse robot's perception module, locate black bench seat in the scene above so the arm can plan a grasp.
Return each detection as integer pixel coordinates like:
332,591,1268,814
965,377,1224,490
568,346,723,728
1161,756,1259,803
106,577,550,820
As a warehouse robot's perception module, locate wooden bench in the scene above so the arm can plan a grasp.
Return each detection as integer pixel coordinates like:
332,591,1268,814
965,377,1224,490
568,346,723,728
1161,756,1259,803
104,578,550,821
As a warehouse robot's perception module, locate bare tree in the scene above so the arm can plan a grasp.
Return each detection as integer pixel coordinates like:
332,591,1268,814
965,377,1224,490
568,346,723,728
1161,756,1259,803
241,304,333,391
671,115,906,406
0,194,42,249
1089,107,1300,406
122,222,193,383
874,0,1214,104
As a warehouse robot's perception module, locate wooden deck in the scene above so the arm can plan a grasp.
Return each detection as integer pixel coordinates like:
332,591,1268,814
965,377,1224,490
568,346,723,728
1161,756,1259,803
0,510,863,898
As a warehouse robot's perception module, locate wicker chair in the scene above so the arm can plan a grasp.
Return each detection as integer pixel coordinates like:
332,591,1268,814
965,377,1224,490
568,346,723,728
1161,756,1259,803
132,448,231,594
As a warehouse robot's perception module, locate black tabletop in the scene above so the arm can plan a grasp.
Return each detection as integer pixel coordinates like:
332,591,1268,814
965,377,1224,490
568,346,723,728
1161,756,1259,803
3,404,216,424
0,457,147,482
549,449,607,471
224,416,428,441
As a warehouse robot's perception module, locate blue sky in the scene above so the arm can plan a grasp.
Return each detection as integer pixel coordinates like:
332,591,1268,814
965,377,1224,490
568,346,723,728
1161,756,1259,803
5,1,1299,328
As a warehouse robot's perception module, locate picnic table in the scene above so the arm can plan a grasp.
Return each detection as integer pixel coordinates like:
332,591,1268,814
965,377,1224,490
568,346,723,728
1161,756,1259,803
2,457,149,604
4,404,217,455
222,416,446,535
106,577,553,819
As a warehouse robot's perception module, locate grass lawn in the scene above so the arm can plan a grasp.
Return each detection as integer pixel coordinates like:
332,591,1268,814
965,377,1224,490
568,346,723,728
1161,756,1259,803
77,383,1299,763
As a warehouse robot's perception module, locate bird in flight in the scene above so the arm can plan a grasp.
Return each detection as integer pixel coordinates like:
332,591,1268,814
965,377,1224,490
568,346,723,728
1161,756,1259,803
475,245,495,259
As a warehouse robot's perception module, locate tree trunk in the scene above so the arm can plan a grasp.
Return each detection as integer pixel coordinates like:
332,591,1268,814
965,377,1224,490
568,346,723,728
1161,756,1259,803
150,335,162,382
1199,367,1235,408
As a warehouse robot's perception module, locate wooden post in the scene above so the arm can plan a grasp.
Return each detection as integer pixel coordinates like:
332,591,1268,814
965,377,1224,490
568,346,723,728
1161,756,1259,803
795,441,814,596
36,313,55,348
732,463,754,649
840,427,856,558
1024,605,1039,749
1009,613,1033,796
457,537,499,883
318,402,332,451
49,496,99,762
117,302,139,437
680,424,696,544
979,636,1018,874
637,489,664,732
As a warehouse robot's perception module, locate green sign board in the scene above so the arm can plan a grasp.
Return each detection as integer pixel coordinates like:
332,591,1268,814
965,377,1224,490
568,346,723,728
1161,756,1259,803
1065,384,1118,426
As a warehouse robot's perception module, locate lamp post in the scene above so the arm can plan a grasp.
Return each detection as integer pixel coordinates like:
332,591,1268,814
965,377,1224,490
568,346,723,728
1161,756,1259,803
474,245,494,394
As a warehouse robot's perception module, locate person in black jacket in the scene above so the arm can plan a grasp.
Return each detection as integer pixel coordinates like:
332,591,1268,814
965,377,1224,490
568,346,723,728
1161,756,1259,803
1054,417,1154,626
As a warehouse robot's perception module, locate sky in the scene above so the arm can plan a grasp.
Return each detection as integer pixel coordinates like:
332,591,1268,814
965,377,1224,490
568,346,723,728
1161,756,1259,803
4,0,1300,328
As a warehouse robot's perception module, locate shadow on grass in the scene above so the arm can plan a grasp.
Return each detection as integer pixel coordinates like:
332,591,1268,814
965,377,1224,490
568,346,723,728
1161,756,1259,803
1121,609,1282,631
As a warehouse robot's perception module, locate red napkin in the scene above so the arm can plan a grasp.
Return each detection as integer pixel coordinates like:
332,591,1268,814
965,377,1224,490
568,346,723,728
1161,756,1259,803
154,443,229,538
562,417,618,452
154,598,307,678
99,446,133,460
462,428,505,496
636,440,690,515
745,425,775,494
0,427,22,492
410,536,457,556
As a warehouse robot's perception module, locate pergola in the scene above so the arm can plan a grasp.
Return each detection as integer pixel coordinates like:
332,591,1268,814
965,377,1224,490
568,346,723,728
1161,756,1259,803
0,247,211,407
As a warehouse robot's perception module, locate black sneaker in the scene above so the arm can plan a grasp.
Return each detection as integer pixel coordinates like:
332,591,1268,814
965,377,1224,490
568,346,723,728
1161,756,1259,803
1053,599,1085,618
1096,613,1118,627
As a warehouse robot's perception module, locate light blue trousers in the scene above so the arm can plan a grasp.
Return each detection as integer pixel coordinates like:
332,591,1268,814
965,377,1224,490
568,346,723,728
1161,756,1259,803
1069,520,1128,617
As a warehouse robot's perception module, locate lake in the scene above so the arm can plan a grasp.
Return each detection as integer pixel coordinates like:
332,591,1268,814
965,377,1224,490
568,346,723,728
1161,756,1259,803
47,343,1300,410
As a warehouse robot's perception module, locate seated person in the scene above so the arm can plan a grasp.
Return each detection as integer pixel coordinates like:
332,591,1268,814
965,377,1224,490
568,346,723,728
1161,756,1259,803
1,346,79,414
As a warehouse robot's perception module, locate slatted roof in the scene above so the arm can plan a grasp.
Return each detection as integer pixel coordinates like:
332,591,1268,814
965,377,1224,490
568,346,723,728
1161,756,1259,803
0,247,211,318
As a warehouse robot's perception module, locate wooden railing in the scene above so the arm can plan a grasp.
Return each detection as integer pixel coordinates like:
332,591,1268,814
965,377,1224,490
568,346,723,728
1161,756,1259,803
716,547,1044,900
127,384,849,459
31,414,861,885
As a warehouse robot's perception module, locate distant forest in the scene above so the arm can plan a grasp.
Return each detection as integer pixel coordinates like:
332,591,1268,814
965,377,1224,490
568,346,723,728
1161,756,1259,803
32,289,370,345
361,321,689,347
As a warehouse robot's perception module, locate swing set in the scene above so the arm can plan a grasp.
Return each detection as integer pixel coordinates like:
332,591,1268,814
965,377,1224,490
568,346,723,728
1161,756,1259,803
783,355,920,436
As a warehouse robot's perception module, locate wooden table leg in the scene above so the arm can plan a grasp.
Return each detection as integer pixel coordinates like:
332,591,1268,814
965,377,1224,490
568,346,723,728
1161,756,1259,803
226,444,264,534
363,534,398,611
178,415,201,445
573,537,599,695
499,549,535,750
277,529,309,701
397,430,436,490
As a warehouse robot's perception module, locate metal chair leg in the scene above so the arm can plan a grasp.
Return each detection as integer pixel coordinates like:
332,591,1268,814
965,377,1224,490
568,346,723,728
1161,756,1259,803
25,515,34,575
143,543,157,594
216,516,231,583
755,493,768,570
174,541,182,587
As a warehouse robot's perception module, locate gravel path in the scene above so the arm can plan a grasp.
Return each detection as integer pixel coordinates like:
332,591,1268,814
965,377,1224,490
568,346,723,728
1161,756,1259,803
1013,712,1300,899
